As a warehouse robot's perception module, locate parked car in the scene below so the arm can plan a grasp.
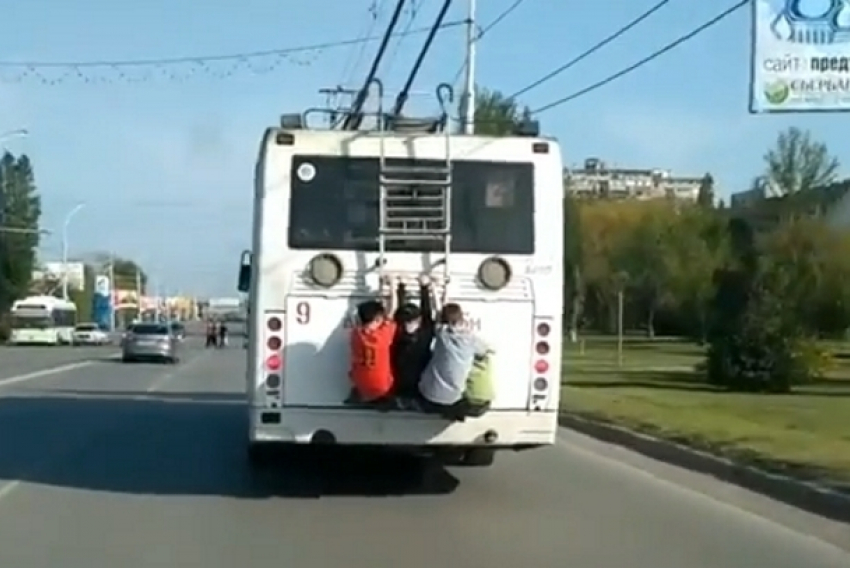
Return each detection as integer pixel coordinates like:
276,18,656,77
71,322,110,346
169,321,186,341
122,322,179,363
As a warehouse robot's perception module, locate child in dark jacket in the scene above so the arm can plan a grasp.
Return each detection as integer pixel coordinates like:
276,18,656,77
390,275,437,399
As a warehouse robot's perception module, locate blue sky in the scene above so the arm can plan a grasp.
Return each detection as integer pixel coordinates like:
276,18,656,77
0,0,842,295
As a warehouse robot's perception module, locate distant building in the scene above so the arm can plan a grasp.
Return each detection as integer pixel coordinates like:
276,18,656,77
728,180,850,232
564,157,703,201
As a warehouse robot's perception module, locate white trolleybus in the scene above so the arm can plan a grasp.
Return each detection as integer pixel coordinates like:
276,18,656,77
238,81,564,467
7,295,78,345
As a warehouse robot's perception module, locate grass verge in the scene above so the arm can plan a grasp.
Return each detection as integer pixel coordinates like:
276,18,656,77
560,337,850,490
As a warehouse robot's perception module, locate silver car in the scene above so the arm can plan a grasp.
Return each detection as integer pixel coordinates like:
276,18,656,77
121,322,180,364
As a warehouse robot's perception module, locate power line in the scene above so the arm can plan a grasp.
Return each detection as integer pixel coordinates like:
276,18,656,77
508,0,673,99
393,0,454,116
450,0,529,88
382,0,423,79
0,23,455,68
530,0,748,115
338,1,386,89
344,0,409,129
0,19,464,85
480,0,528,37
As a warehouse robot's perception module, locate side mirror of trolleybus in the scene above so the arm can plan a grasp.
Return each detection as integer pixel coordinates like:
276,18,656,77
237,250,251,292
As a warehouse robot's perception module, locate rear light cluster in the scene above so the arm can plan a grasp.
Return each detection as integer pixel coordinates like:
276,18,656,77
264,314,284,400
530,320,553,411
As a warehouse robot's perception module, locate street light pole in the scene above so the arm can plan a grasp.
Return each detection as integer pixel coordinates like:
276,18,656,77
61,203,85,299
0,128,28,147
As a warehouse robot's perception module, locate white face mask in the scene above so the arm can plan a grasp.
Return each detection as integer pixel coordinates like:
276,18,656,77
404,322,420,334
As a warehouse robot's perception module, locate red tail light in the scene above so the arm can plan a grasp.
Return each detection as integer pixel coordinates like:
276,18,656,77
266,354,282,371
534,360,549,374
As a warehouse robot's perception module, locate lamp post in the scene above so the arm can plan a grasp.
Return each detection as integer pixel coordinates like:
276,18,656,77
60,203,86,299
0,128,28,147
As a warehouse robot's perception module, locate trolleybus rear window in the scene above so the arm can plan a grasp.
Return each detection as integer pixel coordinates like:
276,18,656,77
287,155,534,254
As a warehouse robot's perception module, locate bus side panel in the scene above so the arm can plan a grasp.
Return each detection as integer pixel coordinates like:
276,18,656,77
282,296,354,406
534,150,565,412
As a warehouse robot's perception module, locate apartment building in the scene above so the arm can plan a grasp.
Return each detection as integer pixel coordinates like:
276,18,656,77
564,157,703,201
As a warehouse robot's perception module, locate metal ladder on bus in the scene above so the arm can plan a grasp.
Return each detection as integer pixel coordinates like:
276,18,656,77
376,83,454,289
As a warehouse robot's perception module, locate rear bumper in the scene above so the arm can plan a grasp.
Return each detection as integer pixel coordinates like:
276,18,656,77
123,346,173,358
248,407,558,448
72,336,107,345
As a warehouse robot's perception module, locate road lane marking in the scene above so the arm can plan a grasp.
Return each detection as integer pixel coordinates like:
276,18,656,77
0,481,20,503
0,361,95,389
0,351,211,504
146,350,210,393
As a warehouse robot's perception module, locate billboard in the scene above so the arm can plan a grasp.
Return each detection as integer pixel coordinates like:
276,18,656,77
91,275,113,329
751,0,850,112
114,290,140,310
32,262,86,291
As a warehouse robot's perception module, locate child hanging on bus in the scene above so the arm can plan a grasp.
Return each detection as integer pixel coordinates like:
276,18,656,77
391,274,437,400
346,275,400,407
417,302,491,420
463,348,495,417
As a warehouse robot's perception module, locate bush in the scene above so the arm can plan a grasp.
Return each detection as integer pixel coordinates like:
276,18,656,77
706,315,815,393
704,218,819,393
706,266,819,393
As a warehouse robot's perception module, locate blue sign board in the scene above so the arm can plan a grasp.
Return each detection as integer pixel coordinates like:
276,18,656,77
91,275,113,330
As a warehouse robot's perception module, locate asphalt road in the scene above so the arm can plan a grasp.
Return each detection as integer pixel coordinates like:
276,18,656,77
0,341,847,567
0,345,116,383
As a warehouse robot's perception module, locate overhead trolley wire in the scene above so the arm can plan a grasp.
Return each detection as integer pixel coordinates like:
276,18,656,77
0,16,462,69
392,0,455,117
449,0,531,88
338,0,387,89
507,0,674,99
382,0,423,79
527,0,749,115
343,0,408,130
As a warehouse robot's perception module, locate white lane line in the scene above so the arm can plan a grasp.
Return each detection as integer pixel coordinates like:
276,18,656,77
0,361,95,389
0,481,20,502
145,351,209,393
0,352,208,504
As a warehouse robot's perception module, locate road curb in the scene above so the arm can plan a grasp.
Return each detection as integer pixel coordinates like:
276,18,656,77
559,412,850,524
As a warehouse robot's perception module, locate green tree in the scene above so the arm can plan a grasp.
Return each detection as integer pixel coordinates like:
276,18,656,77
614,202,676,338
578,200,647,332
696,173,715,208
764,127,839,196
69,264,95,321
663,207,729,341
113,258,147,292
0,152,41,314
759,217,850,337
705,218,816,393
473,87,529,136
87,253,147,292
564,193,583,341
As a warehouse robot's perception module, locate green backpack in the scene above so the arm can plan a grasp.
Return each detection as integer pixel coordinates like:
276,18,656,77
465,354,495,404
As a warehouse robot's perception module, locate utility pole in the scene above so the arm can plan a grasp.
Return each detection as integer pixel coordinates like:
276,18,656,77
60,203,85,300
135,268,142,322
460,0,477,134
107,254,116,332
